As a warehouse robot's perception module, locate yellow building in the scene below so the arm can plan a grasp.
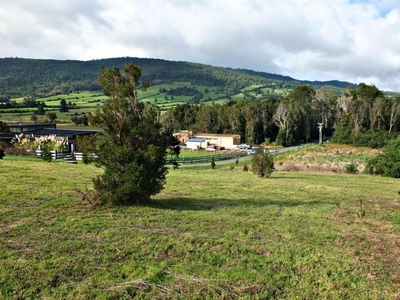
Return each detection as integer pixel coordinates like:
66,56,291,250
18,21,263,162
193,133,241,149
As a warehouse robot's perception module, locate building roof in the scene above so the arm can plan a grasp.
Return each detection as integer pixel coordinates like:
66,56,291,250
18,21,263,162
195,133,240,138
24,128,98,138
187,138,206,143
7,122,56,129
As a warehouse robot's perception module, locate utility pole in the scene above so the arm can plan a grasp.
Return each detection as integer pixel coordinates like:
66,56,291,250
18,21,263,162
318,123,323,145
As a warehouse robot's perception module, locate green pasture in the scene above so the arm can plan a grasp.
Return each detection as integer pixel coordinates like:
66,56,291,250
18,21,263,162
11,91,107,107
0,108,98,123
2,82,276,122
0,110,37,122
241,85,265,92
1,153,400,299
231,93,246,100
140,84,227,106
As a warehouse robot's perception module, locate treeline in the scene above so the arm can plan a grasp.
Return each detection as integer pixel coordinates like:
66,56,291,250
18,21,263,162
0,57,355,98
0,96,76,110
161,84,400,147
162,96,280,145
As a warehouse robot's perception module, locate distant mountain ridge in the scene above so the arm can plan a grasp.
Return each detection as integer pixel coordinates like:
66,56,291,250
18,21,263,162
0,57,356,98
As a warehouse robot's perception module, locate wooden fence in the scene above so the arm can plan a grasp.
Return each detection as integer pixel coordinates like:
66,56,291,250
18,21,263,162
165,151,249,165
36,150,70,160
35,151,93,161
34,150,250,163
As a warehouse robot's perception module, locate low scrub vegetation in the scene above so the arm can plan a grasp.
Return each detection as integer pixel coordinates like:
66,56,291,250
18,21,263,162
274,143,379,174
1,147,400,299
366,136,400,177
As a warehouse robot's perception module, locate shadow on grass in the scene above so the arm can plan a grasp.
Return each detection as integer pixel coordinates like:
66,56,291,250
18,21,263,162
147,197,322,211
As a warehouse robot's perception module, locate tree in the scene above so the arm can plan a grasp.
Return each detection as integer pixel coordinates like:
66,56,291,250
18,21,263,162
40,142,52,162
287,85,316,143
389,96,400,134
46,112,57,123
90,63,170,206
314,89,337,136
273,99,293,146
273,85,316,146
81,113,88,126
37,101,45,115
357,83,383,130
336,86,364,137
76,134,97,164
23,97,37,108
370,96,386,132
60,99,68,112
0,147,4,159
30,112,38,123
252,148,274,178
211,157,216,169
0,121,10,133
70,113,88,126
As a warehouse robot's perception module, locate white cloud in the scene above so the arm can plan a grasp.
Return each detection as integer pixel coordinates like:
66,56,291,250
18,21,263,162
0,0,399,91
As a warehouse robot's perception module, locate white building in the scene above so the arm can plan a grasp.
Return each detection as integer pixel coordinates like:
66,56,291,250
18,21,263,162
186,138,207,150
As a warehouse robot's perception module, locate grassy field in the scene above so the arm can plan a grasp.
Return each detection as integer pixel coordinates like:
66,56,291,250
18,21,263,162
1,82,289,123
33,92,107,108
1,149,400,299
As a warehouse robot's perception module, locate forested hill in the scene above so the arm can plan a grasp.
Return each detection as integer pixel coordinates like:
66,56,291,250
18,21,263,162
0,57,355,98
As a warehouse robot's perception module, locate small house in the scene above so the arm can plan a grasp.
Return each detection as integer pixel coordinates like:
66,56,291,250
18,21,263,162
193,133,241,149
186,138,206,150
1,122,97,152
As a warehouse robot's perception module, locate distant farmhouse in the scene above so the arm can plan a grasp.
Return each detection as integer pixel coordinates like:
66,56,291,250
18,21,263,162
2,125,241,152
174,130,241,150
0,123,97,152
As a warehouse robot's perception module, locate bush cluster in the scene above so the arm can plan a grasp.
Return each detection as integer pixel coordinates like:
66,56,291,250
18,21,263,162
332,130,395,149
251,148,274,178
345,163,358,174
4,147,35,156
366,136,400,177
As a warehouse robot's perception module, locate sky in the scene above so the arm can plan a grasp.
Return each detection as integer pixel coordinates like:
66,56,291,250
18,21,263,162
1,0,400,91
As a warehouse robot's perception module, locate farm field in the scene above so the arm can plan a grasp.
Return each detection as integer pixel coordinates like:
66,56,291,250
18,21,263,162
1,80,287,123
1,147,400,299
30,91,107,108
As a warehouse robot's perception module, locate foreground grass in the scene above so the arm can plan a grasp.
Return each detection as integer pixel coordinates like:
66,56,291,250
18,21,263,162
1,159,400,299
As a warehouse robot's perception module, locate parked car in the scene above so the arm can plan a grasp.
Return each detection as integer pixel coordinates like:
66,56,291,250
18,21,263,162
251,147,259,154
238,143,251,149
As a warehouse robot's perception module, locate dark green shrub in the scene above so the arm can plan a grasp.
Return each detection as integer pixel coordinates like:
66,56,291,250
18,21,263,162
353,131,391,148
332,130,395,149
252,148,274,178
366,136,400,177
40,142,52,162
90,63,171,206
345,163,358,174
76,135,97,164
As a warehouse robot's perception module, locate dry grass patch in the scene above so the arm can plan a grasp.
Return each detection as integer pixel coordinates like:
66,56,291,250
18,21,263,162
275,143,380,174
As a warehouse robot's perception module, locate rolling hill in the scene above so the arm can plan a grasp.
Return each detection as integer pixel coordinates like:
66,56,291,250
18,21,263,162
0,57,356,99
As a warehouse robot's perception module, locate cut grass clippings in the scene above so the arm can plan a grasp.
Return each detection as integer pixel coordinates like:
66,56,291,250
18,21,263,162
1,154,400,299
